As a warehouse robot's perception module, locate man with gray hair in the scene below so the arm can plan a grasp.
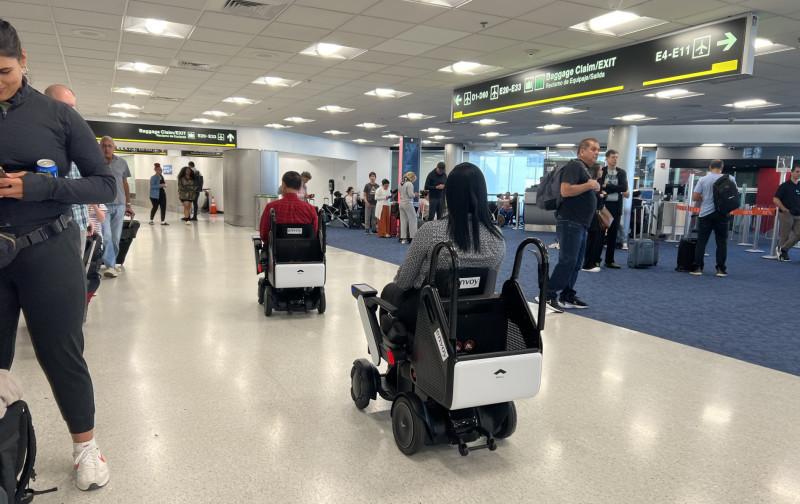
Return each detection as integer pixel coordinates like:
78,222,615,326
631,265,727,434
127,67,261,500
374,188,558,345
98,136,132,278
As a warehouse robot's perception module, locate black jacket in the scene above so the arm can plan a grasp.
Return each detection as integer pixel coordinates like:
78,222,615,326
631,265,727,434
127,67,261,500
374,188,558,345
599,167,628,197
424,169,447,199
0,80,116,231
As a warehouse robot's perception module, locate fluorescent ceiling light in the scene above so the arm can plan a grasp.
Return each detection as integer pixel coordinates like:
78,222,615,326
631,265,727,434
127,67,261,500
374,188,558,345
537,124,571,131
365,88,412,99
638,143,657,147
614,114,656,122
113,87,152,96
324,130,349,135
317,105,353,113
399,112,434,120
422,140,438,144
301,42,366,60
191,118,215,124
117,61,168,74
420,127,450,133
754,38,795,56
223,97,260,105
252,76,302,87
109,112,138,118
402,0,473,7
439,61,501,76
265,123,292,129
500,143,518,148
480,132,507,138
701,143,725,147
203,110,232,118
123,16,193,39
352,138,373,144
471,118,506,126
110,103,142,110
571,10,665,37
725,99,779,110
428,135,453,140
542,107,586,115
382,133,400,139
645,88,704,100
284,116,314,123
555,143,576,147
356,122,386,129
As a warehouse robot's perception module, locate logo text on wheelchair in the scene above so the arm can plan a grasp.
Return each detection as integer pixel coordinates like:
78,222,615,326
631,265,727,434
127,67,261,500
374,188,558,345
433,328,448,362
287,228,303,235
458,277,481,290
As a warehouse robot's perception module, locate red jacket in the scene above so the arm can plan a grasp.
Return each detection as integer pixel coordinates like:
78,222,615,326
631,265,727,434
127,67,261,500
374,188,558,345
259,192,319,243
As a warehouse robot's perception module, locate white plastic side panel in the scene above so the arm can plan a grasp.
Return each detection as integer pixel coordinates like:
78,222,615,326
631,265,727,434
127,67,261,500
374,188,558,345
450,353,542,410
273,263,325,288
356,296,381,366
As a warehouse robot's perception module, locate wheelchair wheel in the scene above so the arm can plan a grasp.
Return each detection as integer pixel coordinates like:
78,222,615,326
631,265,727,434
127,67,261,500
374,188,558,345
494,402,517,439
350,358,377,410
317,288,326,314
391,395,426,455
263,287,273,317
257,278,265,305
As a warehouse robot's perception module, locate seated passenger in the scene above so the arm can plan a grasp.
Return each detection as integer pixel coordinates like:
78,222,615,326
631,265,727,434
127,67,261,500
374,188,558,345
259,171,319,249
381,162,506,332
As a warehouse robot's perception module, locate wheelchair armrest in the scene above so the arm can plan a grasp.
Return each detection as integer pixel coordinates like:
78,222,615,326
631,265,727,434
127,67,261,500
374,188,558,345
350,284,398,314
252,235,263,249
370,297,398,315
351,283,377,299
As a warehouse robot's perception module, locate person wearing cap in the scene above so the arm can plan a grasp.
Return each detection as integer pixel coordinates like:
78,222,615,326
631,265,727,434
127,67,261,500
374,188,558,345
399,171,418,244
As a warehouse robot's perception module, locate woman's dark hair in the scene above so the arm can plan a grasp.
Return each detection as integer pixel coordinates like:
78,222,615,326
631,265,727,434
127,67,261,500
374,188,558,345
445,162,502,252
0,19,22,60
381,179,389,185
346,186,353,193
178,166,194,179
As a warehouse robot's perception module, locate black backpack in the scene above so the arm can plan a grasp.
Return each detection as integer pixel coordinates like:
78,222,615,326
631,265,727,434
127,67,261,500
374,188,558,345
536,165,564,211
712,174,740,215
0,401,50,503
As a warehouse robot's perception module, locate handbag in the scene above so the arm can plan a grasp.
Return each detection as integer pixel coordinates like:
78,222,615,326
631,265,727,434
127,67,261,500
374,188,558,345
597,207,613,232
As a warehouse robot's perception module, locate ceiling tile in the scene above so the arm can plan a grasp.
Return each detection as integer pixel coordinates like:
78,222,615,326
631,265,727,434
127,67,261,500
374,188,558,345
190,27,253,47
355,51,411,65
277,5,353,29
125,0,201,25
481,19,560,41
334,60,388,73
174,51,230,66
376,65,432,78
58,37,118,53
394,56,452,70
736,0,800,16
632,0,727,21
50,0,126,15
530,28,618,50
262,22,331,42
122,32,185,49
321,31,386,49
448,34,524,52
519,1,610,27
569,0,649,8
61,46,116,61
197,11,270,34
421,46,481,61
17,32,58,46
52,7,122,29
57,24,121,42
395,25,470,45
4,18,53,35
462,0,553,17
248,36,310,53
423,10,509,33
183,40,241,56
362,0,443,23
0,1,52,21
294,0,381,14
336,16,414,38
675,6,748,25
371,39,438,56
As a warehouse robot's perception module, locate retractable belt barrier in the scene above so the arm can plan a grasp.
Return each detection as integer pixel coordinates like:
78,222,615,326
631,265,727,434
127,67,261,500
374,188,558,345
673,205,778,254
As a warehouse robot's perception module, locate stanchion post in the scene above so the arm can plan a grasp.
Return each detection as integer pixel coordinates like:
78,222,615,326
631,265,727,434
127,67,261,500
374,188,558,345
666,201,679,243
738,205,752,246
746,212,764,253
762,208,780,259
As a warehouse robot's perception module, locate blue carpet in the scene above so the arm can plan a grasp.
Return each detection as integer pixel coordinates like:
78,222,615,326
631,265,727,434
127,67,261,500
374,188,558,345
327,225,800,377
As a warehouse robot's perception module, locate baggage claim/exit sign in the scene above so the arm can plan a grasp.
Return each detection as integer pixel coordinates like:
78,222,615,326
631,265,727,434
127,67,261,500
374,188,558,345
451,15,757,120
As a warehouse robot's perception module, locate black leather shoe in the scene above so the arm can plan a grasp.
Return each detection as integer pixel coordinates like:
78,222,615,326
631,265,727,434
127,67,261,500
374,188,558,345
605,262,622,269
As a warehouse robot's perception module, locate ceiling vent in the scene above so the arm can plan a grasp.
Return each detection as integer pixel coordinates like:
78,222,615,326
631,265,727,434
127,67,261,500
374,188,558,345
150,96,182,103
174,60,217,72
220,0,290,20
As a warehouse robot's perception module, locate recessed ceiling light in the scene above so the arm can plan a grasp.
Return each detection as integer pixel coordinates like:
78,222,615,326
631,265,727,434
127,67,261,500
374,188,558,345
399,112,435,120
439,61,502,76
701,143,725,147
638,143,658,147
203,110,232,118
252,76,302,87
571,10,665,37
117,61,168,74
500,143,518,148
223,97,260,105
109,111,138,118
471,118,507,126
402,0,473,7
644,88,704,100
191,118,215,124
555,143,576,147
284,116,314,123
537,124,571,131
382,133,401,139
422,140,438,145
420,127,450,133
613,114,656,122
754,38,795,56
724,99,779,109
480,132,507,138
428,135,453,140
353,138,374,144
542,107,586,115
110,103,142,110
356,122,386,129
123,16,193,39
365,88,412,99
301,42,366,60
113,87,152,96
317,105,354,113
265,123,292,129
324,130,349,135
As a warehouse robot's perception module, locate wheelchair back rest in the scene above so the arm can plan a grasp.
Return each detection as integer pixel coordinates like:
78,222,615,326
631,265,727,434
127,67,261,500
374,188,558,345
274,223,314,239
434,267,496,299
272,224,323,263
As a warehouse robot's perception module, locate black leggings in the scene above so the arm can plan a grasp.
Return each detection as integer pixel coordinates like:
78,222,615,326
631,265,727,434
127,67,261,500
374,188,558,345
0,221,95,434
150,190,167,222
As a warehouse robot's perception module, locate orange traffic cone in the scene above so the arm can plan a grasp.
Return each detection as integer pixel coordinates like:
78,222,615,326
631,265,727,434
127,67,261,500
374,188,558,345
210,196,218,215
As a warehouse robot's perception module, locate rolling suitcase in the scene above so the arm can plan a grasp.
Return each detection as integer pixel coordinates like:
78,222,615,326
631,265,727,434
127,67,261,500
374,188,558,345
116,218,140,265
628,206,658,268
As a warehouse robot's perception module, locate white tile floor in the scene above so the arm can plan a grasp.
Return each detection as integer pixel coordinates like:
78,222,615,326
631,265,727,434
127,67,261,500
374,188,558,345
12,212,800,503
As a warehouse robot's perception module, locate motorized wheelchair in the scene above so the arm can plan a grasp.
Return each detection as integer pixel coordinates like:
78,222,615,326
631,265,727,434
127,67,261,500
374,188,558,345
253,208,326,316
349,237,548,456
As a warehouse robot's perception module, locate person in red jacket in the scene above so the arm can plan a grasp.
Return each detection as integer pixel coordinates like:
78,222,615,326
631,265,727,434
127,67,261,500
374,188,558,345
259,171,319,247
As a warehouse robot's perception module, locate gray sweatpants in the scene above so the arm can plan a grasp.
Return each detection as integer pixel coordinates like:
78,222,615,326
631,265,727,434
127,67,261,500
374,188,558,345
399,203,417,240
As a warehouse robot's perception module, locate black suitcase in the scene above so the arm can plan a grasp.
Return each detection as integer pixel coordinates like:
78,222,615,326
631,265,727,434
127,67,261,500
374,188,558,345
676,238,697,272
116,219,140,265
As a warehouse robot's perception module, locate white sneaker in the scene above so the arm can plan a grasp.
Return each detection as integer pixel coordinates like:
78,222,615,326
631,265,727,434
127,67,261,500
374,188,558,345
102,268,118,279
74,440,110,491
185,220,191,225
581,266,601,273
114,264,123,273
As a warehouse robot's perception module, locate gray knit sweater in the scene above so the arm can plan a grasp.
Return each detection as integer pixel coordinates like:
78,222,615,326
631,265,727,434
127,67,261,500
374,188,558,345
394,218,506,290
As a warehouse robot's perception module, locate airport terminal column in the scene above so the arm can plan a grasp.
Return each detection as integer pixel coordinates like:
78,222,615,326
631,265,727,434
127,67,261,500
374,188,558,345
607,126,638,243
444,143,464,173
222,149,279,227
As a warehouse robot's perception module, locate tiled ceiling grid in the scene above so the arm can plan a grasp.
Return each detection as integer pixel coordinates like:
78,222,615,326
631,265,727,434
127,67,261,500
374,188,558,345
3,0,800,146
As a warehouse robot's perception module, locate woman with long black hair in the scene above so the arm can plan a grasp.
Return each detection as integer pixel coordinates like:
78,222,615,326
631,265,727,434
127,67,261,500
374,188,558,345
381,162,505,330
0,18,115,490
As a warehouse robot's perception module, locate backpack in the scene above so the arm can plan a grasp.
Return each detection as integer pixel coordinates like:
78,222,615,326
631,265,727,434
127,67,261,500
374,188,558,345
0,401,38,503
712,174,740,215
536,165,564,211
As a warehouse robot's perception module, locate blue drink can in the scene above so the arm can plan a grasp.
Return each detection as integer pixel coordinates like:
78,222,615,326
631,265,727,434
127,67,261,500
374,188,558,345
36,159,59,178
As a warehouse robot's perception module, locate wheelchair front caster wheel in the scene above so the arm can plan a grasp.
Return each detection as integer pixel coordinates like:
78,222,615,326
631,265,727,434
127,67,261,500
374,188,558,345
458,443,469,457
317,288,326,314
350,359,377,410
494,402,517,439
487,438,497,451
392,396,426,456
257,278,265,305
263,288,273,317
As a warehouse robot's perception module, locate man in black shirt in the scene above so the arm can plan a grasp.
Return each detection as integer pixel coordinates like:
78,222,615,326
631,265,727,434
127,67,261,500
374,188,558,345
362,172,379,233
599,149,629,268
544,138,601,312
773,164,800,261
424,162,447,220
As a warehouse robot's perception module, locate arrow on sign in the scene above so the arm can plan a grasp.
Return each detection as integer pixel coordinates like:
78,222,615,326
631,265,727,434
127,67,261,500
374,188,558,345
716,32,737,51
227,133,235,142
454,94,462,106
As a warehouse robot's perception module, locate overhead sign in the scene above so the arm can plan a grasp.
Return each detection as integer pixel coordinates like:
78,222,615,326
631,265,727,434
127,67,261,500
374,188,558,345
88,121,237,147
181,150,223,158
113,146,167,155
451,15,756,120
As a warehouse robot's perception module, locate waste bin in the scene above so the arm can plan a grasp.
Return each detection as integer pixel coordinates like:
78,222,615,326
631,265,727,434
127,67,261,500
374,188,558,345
255,194,279,230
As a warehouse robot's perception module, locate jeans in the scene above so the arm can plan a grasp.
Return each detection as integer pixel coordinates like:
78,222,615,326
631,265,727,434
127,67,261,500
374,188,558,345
428,196,444,220
548,219,588,300
604,200,622,264
102,203,125,268
695,212,729,270
583,215,603,269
